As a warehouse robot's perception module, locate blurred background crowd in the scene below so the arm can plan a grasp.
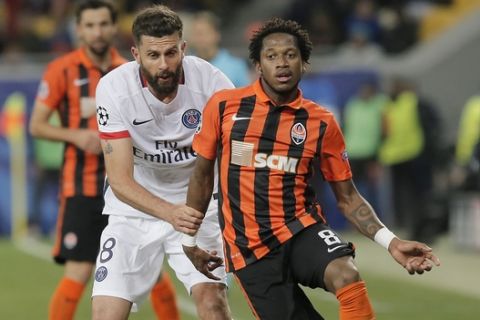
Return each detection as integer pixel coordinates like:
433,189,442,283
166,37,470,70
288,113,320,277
1,0,480,252
0,0,467,60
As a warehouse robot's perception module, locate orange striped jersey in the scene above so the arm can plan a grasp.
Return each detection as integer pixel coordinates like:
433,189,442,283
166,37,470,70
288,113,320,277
36,47,126,197
193,79,352,271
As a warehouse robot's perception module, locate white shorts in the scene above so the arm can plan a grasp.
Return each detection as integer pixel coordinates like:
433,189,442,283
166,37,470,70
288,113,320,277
91,207,227,308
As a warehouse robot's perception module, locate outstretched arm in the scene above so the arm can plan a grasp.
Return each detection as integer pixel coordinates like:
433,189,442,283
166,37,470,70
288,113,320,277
186,155,216,214
101,138,203,235
329,179,440,274
181,155,223,280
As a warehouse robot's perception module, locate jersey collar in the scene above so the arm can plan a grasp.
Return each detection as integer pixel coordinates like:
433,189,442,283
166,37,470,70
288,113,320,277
252,78,303,109
79,47,125,70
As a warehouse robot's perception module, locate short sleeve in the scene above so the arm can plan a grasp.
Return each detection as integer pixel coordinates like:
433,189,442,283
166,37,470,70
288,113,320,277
319,116,352,181
96,78,130,139
36,62,67,110
193,93,222,160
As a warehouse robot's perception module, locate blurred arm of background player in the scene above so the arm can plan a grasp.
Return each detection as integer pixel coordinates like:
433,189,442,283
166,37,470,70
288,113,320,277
29,98,102,154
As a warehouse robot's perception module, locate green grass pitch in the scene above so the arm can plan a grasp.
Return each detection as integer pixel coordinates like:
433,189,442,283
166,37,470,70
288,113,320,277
0,237,478,319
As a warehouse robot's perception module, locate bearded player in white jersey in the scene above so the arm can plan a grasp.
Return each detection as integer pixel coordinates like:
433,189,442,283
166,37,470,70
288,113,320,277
92,5,234,320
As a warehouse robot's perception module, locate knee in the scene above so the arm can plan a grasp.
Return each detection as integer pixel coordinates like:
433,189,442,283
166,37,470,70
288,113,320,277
191,283,231,320
64,261,95,284
324,256,361,293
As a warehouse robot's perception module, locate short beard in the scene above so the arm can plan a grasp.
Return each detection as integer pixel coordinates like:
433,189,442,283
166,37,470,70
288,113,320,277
88,44,110,58
142,63,182,96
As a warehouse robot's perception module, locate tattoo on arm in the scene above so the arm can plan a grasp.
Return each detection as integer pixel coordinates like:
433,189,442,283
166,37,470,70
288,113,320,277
347,203,382,238
104,141,113,154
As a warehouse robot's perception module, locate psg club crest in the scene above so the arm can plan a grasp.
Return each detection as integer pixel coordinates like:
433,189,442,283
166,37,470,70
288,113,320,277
95,266,108,282
291,122,306,145
182,109,201,129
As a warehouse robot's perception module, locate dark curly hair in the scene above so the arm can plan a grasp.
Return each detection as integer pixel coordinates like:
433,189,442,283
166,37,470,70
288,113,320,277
132,5,183,45
248,17,312,64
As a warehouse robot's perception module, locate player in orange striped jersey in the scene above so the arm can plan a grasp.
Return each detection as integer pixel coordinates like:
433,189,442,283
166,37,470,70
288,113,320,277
181,18,440,320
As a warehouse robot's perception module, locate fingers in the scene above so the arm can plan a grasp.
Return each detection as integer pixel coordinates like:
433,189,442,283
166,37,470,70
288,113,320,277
426,253,441,266
172,206,205,233
177,218,202,233
393,239,441,275
178,226,197,236
199,256,223,280
405,256,437,275
183,207,204,219
204,270,221,281
207,255,223,271
186,246,223,280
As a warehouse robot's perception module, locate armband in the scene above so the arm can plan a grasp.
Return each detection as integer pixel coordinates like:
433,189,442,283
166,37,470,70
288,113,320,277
374,227,396,250
181,233,197,247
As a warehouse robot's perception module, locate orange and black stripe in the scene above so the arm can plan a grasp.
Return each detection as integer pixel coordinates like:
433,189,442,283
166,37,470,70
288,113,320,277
38,47,126,197
194,79,352,271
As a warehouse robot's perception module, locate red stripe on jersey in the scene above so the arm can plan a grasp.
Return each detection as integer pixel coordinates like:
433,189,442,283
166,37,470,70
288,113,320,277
99,130,130,139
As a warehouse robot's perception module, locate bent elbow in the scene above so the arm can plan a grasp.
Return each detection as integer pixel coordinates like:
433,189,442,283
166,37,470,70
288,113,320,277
107,178,130,202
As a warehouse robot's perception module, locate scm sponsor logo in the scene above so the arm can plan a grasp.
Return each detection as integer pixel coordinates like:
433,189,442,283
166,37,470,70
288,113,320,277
253,153,298,173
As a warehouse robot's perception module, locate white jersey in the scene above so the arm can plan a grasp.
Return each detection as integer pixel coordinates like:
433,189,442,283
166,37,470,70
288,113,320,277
96,56,234,218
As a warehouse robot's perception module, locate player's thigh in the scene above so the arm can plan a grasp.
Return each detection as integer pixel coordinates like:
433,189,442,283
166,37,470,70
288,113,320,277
290,223,355,289
233,245,324,320
54,196,107,263
92,295,132,320
92,216,166,304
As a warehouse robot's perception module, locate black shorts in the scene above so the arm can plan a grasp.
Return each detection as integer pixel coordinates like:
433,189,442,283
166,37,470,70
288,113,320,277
53,196,108,264
233,222,355,320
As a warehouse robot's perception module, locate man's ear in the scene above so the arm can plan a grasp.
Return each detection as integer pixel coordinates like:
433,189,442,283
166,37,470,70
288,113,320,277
131,46,140,63
255,63,262,75
181,40,187,57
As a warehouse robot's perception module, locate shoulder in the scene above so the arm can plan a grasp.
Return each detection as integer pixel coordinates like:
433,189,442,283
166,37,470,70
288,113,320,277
184,55,215,73
44,49,83,73
303,98,335,119
183,56,234,92
184,55,225,80
99,61,139,94
208,85,254,105
301,98,341,131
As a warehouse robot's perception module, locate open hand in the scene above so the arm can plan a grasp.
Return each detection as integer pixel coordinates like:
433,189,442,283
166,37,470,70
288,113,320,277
183,245,223,280
389,238,441,275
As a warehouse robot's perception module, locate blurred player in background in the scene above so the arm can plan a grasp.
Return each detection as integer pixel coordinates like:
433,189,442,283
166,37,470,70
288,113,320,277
29,1,178,319
188,10,251,87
